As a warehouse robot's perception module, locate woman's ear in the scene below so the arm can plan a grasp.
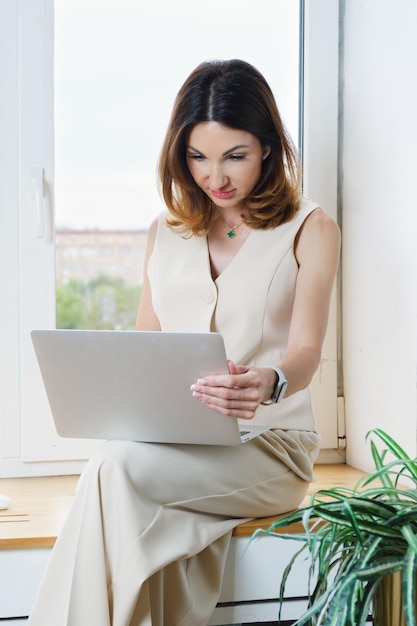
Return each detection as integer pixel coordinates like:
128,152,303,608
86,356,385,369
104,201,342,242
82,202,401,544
262,146,271,160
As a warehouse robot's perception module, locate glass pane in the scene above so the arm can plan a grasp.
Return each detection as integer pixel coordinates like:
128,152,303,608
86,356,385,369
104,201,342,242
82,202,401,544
54,0,300,330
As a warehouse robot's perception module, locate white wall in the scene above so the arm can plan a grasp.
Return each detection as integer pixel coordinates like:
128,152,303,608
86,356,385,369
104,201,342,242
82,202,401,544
342,0,417,469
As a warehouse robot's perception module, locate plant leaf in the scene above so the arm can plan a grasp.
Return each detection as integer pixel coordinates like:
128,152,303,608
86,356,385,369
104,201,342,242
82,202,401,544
367,429,417,481
277,542,309,620
355,556,403,580
403,547,417,626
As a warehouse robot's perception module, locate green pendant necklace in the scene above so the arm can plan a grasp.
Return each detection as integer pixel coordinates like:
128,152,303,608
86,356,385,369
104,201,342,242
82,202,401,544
221,215,244,239
215,209,245,239
226,223,243,238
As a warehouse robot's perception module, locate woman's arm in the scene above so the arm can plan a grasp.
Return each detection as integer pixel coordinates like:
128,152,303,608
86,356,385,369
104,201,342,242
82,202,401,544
135,218,161,331
275,208,341,396
191,209,341,419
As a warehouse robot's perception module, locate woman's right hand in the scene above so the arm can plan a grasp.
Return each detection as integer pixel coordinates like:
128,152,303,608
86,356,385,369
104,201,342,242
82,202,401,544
190,360,277,420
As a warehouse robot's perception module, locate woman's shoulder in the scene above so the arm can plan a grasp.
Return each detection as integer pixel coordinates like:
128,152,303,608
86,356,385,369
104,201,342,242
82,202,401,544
295,205,341,264
143,212,170,258
148,211,171,238
297,197,340,236
302,206,340,238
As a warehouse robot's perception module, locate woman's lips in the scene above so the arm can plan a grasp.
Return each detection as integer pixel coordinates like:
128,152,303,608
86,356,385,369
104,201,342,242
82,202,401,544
211,189,236,200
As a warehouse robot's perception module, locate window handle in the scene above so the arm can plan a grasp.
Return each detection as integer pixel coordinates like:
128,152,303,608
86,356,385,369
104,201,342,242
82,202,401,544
29,166,46,238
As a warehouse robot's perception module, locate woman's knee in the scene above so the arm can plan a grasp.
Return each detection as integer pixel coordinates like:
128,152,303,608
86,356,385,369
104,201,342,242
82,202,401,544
84,440,168,498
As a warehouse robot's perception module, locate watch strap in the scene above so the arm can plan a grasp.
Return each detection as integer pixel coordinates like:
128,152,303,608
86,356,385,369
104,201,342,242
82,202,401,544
260,366,288,405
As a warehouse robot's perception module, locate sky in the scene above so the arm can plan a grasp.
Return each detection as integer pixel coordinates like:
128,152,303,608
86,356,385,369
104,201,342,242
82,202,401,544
54,0,300,230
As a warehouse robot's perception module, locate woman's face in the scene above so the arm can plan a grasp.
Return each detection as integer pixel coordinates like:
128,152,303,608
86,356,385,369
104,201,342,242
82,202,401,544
186,122,269,211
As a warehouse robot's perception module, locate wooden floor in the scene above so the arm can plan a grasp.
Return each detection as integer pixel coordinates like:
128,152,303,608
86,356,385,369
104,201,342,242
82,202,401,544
0,464,368,549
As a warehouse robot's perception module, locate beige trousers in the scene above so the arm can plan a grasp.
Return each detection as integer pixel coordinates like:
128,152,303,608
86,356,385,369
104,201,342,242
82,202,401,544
28,430,319,626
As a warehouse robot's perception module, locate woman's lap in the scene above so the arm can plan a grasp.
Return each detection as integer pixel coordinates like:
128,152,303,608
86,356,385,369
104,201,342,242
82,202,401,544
80,429,318,519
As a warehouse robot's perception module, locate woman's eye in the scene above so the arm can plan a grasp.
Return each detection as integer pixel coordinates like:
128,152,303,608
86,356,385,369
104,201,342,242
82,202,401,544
229,154,245,161
188,154,205,161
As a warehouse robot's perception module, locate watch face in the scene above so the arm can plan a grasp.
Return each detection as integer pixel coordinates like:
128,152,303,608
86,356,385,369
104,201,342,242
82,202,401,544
273,371,288,403
276,380,288,402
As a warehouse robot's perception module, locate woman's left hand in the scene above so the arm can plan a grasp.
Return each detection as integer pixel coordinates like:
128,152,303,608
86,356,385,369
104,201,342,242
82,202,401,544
190,360,276,420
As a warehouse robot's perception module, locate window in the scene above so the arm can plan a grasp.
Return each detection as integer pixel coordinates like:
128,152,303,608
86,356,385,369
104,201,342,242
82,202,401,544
54,0,301,330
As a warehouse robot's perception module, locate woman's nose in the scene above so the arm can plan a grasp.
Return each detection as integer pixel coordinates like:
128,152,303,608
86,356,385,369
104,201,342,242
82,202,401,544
208,165,227,189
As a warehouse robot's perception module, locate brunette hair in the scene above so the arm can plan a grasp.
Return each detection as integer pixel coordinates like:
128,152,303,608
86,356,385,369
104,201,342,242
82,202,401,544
158,59,301,235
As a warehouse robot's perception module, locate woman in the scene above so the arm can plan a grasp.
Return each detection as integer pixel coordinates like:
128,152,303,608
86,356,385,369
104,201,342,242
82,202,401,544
28,59,340,626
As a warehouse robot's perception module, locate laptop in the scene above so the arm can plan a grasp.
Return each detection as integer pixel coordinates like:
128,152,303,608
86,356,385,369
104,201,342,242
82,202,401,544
31,329,270,446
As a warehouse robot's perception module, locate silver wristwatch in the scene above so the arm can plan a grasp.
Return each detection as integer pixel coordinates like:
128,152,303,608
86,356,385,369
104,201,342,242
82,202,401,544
261,367,288,405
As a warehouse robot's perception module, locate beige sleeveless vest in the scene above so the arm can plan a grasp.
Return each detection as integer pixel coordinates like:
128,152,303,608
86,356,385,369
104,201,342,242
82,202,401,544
148,197,319,432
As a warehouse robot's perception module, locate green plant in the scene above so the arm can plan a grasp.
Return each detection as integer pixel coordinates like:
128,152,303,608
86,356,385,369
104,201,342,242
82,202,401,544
261,429,417,625
56,276,141,330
